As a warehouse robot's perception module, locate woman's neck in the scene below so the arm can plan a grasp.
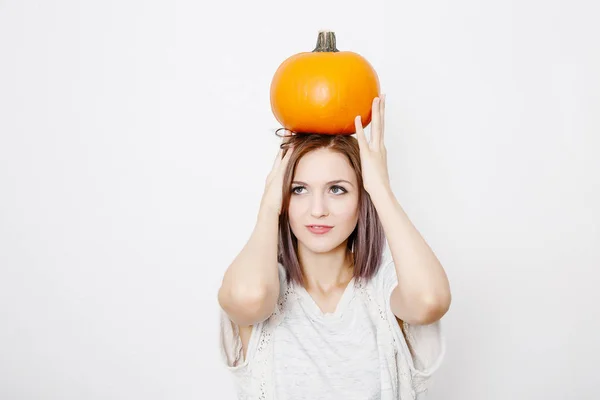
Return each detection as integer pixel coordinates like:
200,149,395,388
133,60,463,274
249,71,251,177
297,243,354,291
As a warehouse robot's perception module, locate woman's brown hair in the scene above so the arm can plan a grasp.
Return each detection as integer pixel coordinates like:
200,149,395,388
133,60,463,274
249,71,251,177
277,132,385,287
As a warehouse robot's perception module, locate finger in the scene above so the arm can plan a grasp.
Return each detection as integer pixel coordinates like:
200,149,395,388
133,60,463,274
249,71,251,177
271,148,284,174
271,130,293,170
271,139,287,172
380,94,386,144
355,115,368,151
371,97,381,149
276,144,294,178
281,129,293,144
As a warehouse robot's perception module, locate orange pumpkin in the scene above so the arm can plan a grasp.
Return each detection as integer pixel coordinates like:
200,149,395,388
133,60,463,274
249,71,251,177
270,31,380,135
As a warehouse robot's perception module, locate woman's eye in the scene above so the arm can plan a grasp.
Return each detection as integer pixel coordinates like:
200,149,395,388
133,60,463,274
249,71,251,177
292,186,346,195
331,185,347,195
291,186,305,194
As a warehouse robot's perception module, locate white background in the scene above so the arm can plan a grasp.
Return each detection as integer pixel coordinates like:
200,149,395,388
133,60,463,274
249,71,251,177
1,0,599,399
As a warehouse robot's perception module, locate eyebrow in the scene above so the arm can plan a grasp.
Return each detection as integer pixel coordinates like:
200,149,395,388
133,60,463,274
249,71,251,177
292,179,355,187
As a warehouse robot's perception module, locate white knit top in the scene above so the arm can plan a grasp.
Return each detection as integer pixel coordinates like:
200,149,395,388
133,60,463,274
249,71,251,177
219,255,445,399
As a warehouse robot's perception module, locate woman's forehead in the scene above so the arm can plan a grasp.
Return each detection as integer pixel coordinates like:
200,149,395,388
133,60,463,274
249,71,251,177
293,148,356,182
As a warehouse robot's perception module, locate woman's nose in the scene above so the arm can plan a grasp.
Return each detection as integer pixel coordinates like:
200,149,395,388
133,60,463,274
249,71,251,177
310,195,329,218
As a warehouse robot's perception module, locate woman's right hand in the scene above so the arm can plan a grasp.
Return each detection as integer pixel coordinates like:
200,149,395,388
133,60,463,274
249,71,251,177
260,133,294,215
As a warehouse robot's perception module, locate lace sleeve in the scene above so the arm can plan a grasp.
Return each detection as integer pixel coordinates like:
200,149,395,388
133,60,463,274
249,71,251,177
219,308,263,370
219,263,288,371
375,256,446,394
399,318,445,394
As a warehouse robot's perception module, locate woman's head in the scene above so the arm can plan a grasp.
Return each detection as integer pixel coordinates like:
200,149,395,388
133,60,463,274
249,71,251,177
277,133,385,286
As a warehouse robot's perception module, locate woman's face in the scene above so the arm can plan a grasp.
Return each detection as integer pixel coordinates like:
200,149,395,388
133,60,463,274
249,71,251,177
288,148,360,255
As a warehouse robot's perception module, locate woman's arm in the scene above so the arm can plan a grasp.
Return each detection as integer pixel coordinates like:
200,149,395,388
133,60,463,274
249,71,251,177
218,207,281,327
354,96,451,326
371,185,452,325
218,140,293,327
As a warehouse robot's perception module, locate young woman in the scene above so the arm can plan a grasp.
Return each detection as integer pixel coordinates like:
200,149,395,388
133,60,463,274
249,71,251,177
218,96,451,399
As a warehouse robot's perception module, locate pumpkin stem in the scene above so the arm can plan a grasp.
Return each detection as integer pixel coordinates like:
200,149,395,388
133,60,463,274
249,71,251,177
313,30,339,52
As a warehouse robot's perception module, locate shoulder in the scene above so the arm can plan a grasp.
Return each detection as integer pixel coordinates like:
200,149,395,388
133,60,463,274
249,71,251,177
274,262,295,314
369,249,397,295
277,262,288,287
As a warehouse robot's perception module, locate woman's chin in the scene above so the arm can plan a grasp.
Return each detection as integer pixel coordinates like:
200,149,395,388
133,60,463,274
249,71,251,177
298,236,346,255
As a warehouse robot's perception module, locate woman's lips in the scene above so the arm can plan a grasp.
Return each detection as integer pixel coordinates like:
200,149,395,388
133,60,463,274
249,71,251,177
306,225,333,234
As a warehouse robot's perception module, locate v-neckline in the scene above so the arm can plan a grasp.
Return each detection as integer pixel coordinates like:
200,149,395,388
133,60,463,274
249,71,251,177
295,277,356,319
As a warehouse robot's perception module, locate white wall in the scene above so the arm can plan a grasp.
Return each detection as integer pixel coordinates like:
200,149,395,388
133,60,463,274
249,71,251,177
1,0,598,399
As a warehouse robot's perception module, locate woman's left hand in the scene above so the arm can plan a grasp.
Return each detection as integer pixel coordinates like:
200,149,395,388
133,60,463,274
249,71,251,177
355,95,391,195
